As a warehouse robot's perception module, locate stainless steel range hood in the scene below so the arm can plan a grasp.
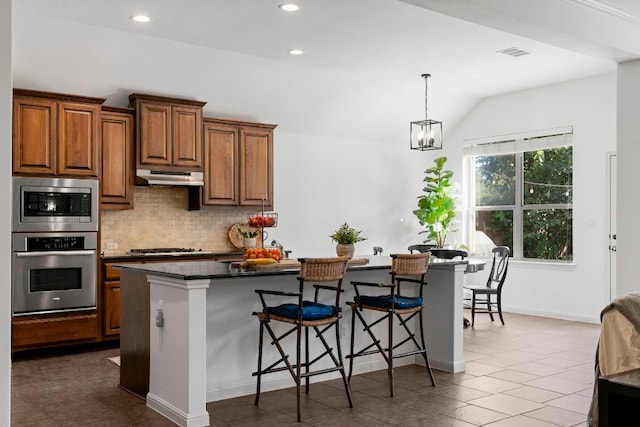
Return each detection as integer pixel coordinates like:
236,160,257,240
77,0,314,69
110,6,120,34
135,169,204,187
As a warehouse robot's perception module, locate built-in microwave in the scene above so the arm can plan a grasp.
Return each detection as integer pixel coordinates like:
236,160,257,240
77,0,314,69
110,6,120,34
12,177,99,232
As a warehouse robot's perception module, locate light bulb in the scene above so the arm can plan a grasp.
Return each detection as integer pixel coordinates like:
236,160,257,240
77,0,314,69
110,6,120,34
131,15,150,23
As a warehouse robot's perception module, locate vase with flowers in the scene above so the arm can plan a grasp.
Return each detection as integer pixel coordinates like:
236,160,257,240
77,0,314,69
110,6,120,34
330,222,367,258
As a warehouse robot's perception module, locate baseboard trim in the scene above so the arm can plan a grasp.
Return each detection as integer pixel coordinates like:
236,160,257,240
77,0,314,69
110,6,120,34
147,393,209,427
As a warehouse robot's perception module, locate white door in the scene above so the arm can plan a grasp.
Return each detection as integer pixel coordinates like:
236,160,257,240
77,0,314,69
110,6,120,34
608,153,617,301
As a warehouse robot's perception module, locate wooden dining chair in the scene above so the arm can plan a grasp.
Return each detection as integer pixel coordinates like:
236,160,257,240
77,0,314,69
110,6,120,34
464,246,510,327
407,244,435,253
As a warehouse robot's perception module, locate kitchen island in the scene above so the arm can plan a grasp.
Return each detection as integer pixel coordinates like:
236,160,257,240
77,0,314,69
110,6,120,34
116,256,484,427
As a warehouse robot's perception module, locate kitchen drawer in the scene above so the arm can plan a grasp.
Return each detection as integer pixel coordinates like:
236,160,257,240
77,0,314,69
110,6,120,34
12,312,98,349
104,263,121,280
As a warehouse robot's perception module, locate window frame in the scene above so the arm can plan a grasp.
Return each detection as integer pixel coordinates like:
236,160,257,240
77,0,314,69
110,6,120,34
464,129,573,263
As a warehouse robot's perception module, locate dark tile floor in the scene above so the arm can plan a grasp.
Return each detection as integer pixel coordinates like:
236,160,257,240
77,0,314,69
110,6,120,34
11,312,600,426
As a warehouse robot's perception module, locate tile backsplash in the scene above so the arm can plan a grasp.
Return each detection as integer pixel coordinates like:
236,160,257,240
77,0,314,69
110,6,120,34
100,186,255,255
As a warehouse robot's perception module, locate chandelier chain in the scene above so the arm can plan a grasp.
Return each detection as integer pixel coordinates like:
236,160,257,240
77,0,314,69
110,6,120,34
422,73,431,121
424,74,429,120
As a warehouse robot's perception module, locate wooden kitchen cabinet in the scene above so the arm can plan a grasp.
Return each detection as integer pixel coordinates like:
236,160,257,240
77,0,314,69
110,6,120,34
12,88,105,177
102,262,121,337
100,106,135,209
202,117,276,208
12,311,99,351
129,93,206,172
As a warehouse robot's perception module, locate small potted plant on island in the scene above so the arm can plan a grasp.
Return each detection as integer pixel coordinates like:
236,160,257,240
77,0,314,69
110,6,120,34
238,227,259,248
330,222,367,258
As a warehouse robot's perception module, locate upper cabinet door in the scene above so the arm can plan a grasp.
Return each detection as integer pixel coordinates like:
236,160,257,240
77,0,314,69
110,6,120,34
57,101,101,177
172,104,202,168
130,93,206,172
203,121,239,206
239,126,274,208
12,97,57,175
137,101,172,167
12,89,105,177
200,118,276,209
101,109,134,209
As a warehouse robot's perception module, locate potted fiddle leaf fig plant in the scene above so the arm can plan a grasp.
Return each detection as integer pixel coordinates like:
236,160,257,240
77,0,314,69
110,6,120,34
413,156,457,248
330,222,367,258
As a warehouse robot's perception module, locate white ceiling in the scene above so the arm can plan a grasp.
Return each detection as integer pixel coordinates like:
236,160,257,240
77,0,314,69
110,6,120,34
12,0,640,141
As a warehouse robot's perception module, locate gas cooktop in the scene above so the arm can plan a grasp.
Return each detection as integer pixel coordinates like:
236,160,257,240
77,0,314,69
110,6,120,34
128,248,213,256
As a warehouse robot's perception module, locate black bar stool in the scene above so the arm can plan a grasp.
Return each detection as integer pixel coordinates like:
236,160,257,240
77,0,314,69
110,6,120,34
253,256,353,421
347,253,436,396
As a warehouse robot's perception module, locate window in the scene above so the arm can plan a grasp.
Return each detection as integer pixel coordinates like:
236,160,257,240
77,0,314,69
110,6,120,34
465,130,573,261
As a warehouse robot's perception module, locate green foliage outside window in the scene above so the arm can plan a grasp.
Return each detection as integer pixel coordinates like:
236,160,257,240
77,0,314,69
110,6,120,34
472,146,573,261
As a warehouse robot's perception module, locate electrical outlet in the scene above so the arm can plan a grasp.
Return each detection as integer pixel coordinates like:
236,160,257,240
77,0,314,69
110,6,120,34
341,324,348,339
106,242,118,250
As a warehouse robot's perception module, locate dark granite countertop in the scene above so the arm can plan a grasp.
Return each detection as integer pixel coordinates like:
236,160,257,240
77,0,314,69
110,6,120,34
101,251,244,261
114,256,483,281
114,256,389,280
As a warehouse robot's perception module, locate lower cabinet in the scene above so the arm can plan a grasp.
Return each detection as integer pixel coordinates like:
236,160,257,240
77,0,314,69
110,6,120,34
12,311,98,351
102,262,122,338
104,281,121,337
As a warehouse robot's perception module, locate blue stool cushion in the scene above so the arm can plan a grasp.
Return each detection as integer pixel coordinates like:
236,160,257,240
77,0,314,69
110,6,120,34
268,301,340,320
356,295,423,309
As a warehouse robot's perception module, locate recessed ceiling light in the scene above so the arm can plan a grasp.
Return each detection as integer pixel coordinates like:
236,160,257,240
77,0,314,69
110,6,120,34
288,49,304,55
279,4,300,12
131,15,150,23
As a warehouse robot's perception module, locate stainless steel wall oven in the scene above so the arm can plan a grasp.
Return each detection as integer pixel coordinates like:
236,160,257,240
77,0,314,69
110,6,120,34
12,232,97,316
12,177,99,316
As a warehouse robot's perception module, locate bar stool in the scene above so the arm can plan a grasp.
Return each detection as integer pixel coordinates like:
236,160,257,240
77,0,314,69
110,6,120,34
347,253,436,396
253,256,353,422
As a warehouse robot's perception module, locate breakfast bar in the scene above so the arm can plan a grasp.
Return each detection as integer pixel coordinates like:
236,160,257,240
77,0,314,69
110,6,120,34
116,256,484,427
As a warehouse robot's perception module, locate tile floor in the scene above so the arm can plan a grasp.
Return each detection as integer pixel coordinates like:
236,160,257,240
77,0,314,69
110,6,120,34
11,312,601,426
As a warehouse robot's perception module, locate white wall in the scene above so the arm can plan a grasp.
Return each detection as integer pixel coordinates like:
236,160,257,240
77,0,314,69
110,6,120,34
1,0,12,424
271,131,432,258
447,73,616,322
616,60,640,298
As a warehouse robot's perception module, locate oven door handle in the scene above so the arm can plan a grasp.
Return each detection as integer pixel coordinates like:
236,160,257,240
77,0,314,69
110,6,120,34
15,250,96,257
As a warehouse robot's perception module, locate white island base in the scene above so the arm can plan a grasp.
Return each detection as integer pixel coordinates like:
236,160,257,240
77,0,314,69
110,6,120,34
117,256,480,426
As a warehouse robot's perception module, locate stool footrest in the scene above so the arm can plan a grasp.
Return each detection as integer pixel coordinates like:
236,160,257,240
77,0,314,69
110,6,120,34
252,365,291,377
300,366,344,379
348,348,388,358
393,349,426,359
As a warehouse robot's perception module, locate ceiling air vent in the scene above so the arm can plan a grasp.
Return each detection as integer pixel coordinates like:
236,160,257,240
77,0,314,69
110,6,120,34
497,47,532,57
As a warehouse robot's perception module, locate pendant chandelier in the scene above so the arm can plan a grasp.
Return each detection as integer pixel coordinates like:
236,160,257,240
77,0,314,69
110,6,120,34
410,73,443,151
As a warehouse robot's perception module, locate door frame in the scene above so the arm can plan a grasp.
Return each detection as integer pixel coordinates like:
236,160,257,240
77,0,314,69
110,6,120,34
606,151,617,301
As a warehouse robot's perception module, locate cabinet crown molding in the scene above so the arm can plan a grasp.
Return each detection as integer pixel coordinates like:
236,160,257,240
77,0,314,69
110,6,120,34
128,93,207,108
203,116,277,130
14,88,106,105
